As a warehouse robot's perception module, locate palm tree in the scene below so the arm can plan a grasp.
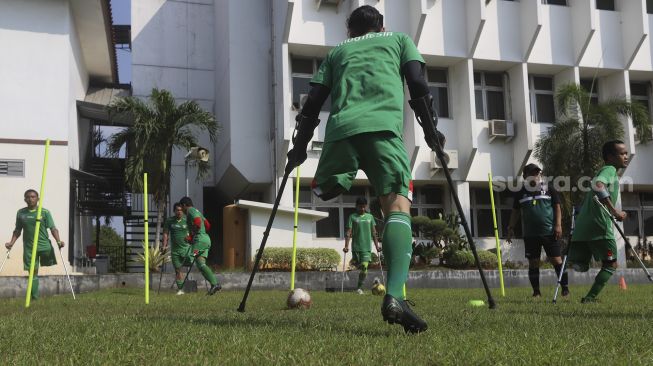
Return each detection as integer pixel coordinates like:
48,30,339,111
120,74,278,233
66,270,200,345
106,88,218,246
534,82,651,228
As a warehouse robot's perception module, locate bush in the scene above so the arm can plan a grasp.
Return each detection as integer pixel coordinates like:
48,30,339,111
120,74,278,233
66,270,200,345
477,250,498,269
260,247,340,271
446,250,475,269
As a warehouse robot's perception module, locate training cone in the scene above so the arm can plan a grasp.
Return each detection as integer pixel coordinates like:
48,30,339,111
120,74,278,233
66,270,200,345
619,276,627,290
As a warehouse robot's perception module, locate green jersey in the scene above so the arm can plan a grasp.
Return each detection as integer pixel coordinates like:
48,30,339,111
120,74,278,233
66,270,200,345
15,207,55,251
572,165,620,241
164,216,190,255
513,183,560,237
347,212,375,253
311,31,424,143
186,207,209,244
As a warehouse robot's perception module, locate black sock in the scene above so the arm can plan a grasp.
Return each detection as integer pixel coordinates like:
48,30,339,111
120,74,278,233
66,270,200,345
554,264,568,288
528,267,540,292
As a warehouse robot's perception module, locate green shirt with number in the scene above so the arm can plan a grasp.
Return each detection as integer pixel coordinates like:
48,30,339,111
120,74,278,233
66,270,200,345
347,212,375,253
311,31,424,143
572,165,620,241
15,208,55,251
164,217,190,256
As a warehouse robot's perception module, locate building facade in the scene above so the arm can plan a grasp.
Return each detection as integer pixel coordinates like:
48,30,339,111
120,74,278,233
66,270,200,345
133,0,653,266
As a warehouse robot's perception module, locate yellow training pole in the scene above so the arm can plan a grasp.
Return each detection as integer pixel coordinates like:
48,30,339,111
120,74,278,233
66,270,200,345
290,166,300,291
144,173,149,304
25,139,50,308
488,172,505,297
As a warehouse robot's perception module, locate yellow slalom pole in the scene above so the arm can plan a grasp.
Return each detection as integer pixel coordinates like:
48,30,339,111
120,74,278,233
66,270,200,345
290,166,300,291
25,139,50,308
488,171,505,297
144,173,149,304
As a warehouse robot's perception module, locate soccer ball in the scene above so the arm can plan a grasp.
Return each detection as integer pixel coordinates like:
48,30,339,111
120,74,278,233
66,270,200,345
287,288,312,310
371,278,386,296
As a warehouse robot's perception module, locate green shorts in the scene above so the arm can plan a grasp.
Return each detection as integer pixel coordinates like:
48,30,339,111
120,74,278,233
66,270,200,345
313,131,412,201
191,236,211,258
23,246,57,271
171,252,192,269
352,251,372,266
568,239,618,265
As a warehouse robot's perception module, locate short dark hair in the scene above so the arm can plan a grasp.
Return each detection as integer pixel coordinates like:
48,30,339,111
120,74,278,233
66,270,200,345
24,189,38,198
355,197,368,206
347,5,383,37
602,140,625,161
172,202,183,211
179,197,193,207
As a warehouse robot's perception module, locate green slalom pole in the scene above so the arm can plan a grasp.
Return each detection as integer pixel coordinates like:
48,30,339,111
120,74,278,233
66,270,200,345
488,172,505,297
144,173,149,304
290,166,300,291
25,139,50,308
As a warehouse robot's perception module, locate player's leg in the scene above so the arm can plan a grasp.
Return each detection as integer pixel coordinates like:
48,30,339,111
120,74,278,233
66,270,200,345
23,247,40,300
543,236,568,296
171,254,185,293
193,242,221,295
582,239,618,302
356,254,370,293
524,238,542,297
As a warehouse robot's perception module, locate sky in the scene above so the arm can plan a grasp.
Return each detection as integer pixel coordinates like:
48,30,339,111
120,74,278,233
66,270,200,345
111,0,131,84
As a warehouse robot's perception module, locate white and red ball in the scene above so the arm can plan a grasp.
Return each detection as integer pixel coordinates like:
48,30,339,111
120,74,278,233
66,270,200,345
287,288,312,310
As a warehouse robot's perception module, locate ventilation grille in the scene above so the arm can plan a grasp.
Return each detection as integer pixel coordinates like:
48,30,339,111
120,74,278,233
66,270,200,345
0,160,25,177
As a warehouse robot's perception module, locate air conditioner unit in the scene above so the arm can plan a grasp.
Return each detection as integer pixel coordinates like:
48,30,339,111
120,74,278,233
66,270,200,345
430,150,458,173
488,119,515,143
635,125,653,145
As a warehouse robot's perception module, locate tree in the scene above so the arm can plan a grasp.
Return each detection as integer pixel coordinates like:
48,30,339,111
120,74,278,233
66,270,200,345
106,88,218,246
534,82,651,229
93,225,123,248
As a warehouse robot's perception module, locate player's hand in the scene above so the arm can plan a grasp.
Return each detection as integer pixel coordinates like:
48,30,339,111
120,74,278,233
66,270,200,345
614,210,627,222
57,241,65,248
343,247,349,253
193,249,199,257
505,227,514,244
375,246,381,253
553,225,562,241
185,235,193,243
4,242,12,250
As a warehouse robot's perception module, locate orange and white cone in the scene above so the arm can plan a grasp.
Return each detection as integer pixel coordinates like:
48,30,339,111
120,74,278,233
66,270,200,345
619,276,627,290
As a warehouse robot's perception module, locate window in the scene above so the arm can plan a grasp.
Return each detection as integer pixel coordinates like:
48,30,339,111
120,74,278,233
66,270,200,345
648,0,653,14
0,160,24,177
542,0,567,5
620,192,653,238
426,68,450,118
580,79,599,106
595,0,614,10
529,75,555,123
411,185,445,238
295,184,376,238
470,188,517,238
630,82,651,116
474,71,507,120
291,57,331,112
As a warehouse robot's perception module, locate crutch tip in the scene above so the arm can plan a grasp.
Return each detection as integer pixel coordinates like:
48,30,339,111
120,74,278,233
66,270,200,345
488,299,498,309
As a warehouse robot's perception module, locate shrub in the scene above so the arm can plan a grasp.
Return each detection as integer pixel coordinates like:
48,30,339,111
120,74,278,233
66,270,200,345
477,250,498,269
446,250,475,269
260,247,340,271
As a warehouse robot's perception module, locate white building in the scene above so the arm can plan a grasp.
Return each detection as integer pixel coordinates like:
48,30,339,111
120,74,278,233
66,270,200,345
0,0,128,276
132,0,653,268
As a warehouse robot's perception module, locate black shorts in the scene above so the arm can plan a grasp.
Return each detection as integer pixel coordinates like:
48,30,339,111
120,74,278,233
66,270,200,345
524,236,561,260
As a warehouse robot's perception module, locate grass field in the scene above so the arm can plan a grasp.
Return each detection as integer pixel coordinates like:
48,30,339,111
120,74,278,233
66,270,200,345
0,284,652,365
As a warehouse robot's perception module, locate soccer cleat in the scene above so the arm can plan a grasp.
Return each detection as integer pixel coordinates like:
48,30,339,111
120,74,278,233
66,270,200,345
356,289,364,295
561,287,570,297
176,289,185,296
207,284,222,296
532,290,542,298
381,294,428,334
581,296,597,304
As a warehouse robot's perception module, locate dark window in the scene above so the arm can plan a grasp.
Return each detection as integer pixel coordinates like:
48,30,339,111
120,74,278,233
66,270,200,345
580,79,599,106
648,0,653,14
475,71,507,120
294,186,312,204
644,210,653,236
291,57,330,111
410,208,420,237
476,209,496,237
530,76,555,123
420,186,444,205
543,0,567,5
630,82,651,116
426,68,450,118
623,210,640,236
342,186,366,204
596,0,614,10
316,207,340,237
426,208,444,220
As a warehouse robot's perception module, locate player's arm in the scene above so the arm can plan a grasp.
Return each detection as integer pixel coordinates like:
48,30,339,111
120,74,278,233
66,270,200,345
371,222,380,252
286,83,330,173
162,226,169,250
551,185,562,240
403,60,445,151
506,208,520,243
344,228,352,253
6,212,22,249
50,228,64,248
593,181,626,221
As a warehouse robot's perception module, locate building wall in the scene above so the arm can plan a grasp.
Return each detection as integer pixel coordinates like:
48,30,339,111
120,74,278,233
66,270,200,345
0,0,91,275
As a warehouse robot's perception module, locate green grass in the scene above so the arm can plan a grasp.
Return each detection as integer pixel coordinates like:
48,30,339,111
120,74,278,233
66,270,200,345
1,284,652,365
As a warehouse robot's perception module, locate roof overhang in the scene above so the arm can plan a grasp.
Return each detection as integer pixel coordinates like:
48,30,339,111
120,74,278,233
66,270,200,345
77,85,132,125
70,0,117,84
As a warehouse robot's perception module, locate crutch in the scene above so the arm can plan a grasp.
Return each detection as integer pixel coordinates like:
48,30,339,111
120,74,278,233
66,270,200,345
56,244,76,299
376,248,385,285
0,248,11,274
341,251,348,292
553,207,576,304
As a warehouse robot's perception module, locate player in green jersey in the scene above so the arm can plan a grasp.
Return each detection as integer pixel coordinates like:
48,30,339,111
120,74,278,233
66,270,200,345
344,197,380,294
285,5,442,333
179,197,221,295
163,202,192,295
507,163,568,298
5,189,64,300
569,140,628,303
